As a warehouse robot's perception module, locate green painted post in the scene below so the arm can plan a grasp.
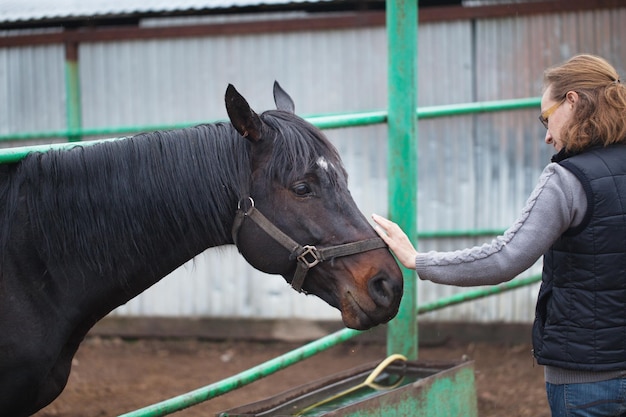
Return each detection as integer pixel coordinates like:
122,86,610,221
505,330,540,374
386,1,418,360
65,42,82,142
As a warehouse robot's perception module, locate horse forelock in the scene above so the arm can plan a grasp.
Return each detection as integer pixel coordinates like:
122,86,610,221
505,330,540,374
11,123,251,281
260,111,348,189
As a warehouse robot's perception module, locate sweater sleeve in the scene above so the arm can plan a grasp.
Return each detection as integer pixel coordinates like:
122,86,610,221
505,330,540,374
415,163,587,286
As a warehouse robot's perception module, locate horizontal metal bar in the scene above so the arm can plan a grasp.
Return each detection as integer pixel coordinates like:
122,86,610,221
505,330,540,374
118,327,363,417
417,274,541,314
306,110,387,129
0,122,214,142
416,97,541,118
418,228,506,239
0,96,541,156
0,137,125,164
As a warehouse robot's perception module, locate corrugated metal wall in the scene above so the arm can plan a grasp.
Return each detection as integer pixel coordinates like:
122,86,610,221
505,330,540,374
1,6,626,323
0,43,65,138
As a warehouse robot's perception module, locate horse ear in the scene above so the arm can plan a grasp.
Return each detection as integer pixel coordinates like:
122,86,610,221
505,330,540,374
225,84,264,142
273,81,295,113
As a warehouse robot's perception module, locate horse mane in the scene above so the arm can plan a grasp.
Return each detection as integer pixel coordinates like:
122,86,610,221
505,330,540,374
2,123,251,280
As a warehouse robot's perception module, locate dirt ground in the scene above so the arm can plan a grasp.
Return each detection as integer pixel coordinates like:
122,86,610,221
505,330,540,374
32,335,550,417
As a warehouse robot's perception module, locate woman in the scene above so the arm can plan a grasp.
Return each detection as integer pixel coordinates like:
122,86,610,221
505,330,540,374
373,54,626,417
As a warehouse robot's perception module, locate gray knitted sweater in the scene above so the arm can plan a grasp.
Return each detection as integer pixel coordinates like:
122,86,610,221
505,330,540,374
415,162,625,384
415,163,586,285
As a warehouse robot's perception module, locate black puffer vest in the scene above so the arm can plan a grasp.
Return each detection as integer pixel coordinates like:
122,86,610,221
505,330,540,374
533,144,626,371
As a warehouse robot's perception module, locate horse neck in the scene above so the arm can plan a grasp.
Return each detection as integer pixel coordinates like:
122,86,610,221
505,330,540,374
133,124,250,249
24,123,251,286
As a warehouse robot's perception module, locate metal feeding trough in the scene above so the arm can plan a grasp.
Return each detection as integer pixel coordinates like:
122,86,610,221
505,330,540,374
217,355,478,417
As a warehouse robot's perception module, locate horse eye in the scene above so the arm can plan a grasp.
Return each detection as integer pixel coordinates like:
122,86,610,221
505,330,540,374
292,182,312,196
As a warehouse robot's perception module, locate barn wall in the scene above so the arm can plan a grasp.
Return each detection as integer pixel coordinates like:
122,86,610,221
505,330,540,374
0,42,65,138
1,6,625,323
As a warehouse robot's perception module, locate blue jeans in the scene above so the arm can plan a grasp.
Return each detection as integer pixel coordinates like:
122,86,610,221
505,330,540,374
547,378,626,417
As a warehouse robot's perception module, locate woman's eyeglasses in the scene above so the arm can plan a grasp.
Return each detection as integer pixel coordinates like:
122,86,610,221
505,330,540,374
539,99,565,129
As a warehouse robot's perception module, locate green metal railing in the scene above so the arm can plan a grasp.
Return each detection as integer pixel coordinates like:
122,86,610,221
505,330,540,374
0,97,540,164
0,91,540,145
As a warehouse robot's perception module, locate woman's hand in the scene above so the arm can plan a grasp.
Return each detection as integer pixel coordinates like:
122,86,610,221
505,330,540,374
371,213,418,270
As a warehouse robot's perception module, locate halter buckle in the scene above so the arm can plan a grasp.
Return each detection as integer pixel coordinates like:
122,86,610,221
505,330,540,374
297,245,321,268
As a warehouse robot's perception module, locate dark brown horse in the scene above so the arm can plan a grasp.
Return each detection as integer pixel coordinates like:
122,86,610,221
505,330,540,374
0,82,402,416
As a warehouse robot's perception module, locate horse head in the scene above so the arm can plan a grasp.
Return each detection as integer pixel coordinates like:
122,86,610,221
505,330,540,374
225,82,403,330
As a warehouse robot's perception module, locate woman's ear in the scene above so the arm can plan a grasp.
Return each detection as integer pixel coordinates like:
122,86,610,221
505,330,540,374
566,90,579,105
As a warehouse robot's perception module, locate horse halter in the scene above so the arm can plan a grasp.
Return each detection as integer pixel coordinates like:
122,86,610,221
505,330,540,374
231,197,388,293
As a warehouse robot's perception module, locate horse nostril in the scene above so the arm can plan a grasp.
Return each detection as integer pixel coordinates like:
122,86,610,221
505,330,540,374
367,275,399,308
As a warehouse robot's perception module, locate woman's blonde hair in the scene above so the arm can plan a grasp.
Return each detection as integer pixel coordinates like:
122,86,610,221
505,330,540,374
544,54,626,152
